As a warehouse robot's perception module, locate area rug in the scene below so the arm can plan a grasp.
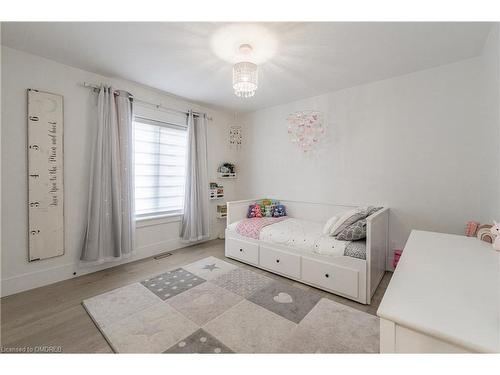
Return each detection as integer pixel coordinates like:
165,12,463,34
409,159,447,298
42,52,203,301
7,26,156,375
82,256,379,353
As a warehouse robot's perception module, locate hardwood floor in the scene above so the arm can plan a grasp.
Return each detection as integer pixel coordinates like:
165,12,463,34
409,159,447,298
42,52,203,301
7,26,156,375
0,239,392,353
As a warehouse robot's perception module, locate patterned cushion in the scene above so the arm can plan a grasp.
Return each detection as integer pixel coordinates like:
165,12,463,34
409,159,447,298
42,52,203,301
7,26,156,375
344,240,367,260
331,206,382,236
336,219,367,241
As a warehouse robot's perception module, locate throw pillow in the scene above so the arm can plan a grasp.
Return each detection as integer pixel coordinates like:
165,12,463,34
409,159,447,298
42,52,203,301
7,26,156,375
331,206,382,236
336,219,367,241
322,216,339,235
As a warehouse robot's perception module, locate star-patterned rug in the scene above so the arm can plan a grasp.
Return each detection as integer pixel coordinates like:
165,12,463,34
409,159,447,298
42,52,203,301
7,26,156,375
82,256,379,353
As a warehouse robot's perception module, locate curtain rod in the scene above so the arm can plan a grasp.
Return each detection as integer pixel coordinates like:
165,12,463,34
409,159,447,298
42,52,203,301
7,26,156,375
80,82,212,120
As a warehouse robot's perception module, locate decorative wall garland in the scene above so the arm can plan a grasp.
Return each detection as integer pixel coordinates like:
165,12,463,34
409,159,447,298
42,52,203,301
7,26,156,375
286,110,325,153
229,125,242,149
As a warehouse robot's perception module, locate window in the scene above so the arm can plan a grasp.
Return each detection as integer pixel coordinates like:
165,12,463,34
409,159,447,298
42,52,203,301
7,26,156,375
134,116,188,218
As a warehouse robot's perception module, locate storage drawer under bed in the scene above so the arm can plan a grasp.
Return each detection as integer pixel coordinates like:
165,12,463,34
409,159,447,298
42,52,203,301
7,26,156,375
225,237,259,265
259,245,301,279
301,256,359,299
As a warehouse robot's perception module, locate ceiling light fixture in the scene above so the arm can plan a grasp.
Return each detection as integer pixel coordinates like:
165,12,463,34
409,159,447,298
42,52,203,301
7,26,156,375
233,44,258,98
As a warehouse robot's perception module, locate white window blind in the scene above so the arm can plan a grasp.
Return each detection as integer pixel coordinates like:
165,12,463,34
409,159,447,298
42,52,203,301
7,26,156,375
134,116,188,218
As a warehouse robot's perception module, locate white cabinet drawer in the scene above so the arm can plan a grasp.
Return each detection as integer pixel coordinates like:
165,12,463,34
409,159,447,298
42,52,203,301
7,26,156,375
301,257,359,298
260,246,301,279
225,237,259,265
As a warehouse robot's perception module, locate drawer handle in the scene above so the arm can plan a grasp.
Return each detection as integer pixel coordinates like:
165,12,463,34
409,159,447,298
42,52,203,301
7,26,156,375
276,259,280,263
325,273,330,278
239,248,243,252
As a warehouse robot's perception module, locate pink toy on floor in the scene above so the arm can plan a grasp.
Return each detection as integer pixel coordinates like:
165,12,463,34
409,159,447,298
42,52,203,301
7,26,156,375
392,249,403,268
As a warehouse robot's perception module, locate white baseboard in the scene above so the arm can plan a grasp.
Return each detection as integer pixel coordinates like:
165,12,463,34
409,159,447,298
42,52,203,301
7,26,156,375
1,262,75,298
0,237,215,298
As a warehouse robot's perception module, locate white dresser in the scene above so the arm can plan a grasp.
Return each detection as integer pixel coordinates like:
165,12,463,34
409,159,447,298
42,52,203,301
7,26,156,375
377,230,499,353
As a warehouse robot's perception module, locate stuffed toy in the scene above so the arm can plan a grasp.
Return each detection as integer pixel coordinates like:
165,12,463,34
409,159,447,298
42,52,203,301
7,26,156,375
273,204,286,217
264,205,273,217
247,204,263,218
261,199,272,207
490,221,500,251
254,205,263,218
247,204,255,218
259,203,266,215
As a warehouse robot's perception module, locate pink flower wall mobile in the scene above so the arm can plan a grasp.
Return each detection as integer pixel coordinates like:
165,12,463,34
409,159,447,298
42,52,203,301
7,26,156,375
286,111,325,153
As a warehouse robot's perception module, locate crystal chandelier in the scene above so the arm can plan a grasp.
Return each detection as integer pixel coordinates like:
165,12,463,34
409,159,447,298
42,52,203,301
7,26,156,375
232,44,258,98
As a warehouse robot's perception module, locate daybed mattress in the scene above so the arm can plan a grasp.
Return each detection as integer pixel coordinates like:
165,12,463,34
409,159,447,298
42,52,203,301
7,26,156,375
227,218,366,260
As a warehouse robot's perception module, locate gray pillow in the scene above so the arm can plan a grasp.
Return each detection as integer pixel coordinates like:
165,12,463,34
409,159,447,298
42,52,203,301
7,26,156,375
336,219,367,241
332,206,382,236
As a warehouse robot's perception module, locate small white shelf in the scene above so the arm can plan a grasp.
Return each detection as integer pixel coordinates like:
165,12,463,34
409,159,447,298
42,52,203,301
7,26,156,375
210,196,224,200
218,172,237,179
216,213,227,219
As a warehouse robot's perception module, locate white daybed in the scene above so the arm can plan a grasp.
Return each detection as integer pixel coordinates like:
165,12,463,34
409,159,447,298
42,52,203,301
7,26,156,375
224,199,389,305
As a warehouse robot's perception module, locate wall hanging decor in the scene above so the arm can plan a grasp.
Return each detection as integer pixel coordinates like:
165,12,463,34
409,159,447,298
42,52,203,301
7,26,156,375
27,89,64,261
229,125,242,149
286,110,325,153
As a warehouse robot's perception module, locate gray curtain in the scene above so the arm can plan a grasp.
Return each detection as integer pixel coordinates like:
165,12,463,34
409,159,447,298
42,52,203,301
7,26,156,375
180,111,209,242
81,86,135,263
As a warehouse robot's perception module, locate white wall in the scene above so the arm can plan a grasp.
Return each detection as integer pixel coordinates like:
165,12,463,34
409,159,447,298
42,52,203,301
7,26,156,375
1,46,240,296
239,53,499,268
480,24,500,221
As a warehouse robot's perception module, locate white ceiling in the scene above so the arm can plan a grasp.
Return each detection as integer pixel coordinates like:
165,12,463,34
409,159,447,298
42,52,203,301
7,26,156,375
1,22,492,112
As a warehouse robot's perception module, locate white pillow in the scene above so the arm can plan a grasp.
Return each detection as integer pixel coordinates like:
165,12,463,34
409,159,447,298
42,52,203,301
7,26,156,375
322,216,339,235
328,208,359,236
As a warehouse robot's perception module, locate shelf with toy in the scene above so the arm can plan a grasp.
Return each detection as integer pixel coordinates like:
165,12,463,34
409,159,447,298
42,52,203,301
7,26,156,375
216,204,227,219
217,162,236,179
209,182,224,200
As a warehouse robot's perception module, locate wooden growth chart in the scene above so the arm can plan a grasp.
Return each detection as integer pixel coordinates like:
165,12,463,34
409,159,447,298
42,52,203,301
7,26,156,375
27,89,64,261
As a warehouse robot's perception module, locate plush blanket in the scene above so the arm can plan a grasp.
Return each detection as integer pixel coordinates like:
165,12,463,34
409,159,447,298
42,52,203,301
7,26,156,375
235,217,288,239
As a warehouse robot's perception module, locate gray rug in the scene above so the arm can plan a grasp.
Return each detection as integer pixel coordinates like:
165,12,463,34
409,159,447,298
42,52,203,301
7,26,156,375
83,256,379,353
164,329,233,353
247,280,322,323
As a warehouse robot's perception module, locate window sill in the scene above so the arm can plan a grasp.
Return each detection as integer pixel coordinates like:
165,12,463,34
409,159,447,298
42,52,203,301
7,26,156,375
135,213,183,228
